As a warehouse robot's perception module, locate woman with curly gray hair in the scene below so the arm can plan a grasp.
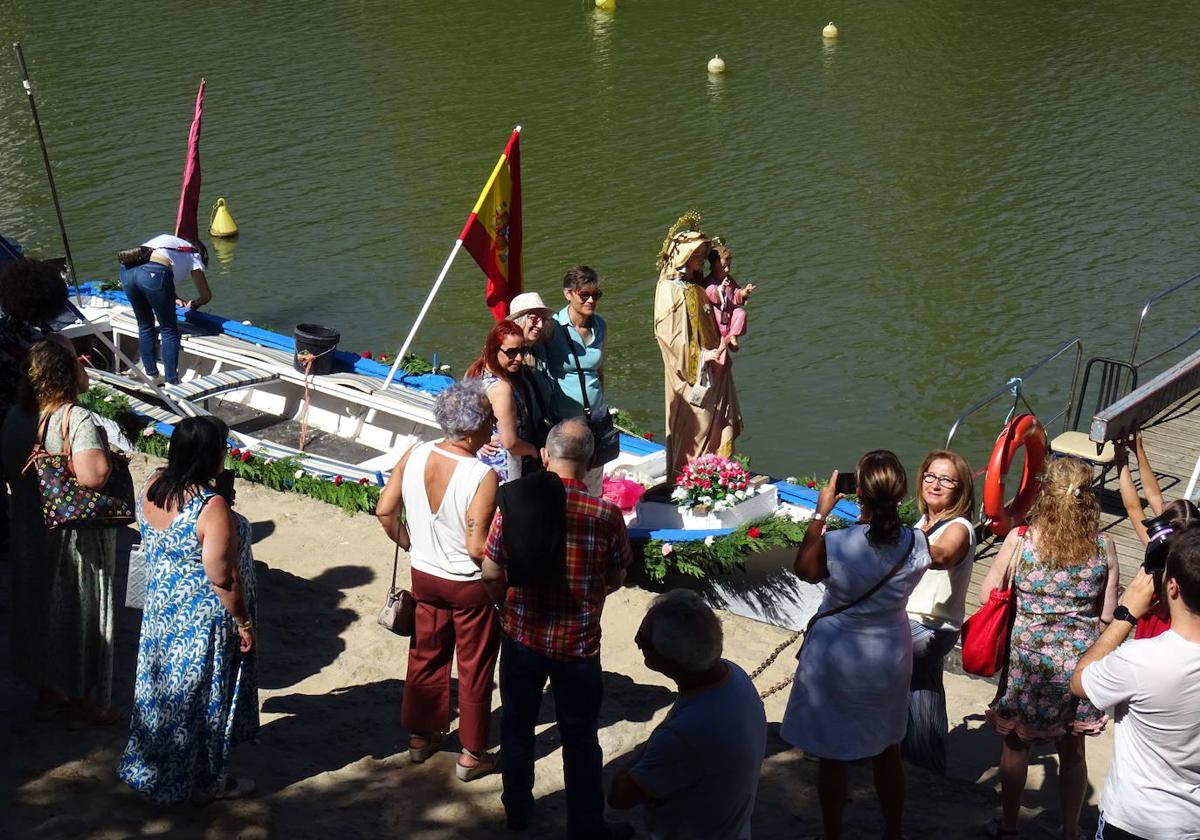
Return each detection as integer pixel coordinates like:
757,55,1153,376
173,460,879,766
375,380,501,782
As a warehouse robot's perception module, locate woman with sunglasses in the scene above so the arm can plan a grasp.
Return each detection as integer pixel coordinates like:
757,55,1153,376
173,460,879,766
901,450,977,775
544,266,610,494
464,320,539,483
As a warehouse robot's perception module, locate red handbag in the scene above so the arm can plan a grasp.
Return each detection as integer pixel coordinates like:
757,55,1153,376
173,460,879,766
960,526,1025,677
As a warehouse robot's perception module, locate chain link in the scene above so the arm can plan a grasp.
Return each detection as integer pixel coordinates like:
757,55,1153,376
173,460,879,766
747,628,804,699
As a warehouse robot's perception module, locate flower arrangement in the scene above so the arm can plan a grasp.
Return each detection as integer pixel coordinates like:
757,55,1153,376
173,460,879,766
670,454,755,511
642,513,817,581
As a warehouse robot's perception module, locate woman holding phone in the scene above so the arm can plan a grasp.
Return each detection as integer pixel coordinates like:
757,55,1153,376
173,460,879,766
781,451,933,840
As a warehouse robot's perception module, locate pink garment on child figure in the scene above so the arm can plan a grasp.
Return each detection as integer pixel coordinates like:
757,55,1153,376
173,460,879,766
705,279,748,338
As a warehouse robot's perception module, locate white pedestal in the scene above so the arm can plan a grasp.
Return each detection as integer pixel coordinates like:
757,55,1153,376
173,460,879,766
633,485,779,531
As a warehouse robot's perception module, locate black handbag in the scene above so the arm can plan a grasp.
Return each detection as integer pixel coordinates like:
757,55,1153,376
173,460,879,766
560,328,620,469
116,246,153,268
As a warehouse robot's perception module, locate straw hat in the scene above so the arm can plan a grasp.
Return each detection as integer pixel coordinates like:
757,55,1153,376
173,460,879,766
508,291,553,321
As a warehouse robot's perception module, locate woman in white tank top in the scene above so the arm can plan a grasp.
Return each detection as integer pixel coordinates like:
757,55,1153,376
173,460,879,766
902,450,977,775
376,381,501,782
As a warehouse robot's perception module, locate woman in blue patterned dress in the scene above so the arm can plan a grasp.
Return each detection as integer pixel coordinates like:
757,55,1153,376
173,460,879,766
979,456,1119,839
464,320,537,483
118,416,259,804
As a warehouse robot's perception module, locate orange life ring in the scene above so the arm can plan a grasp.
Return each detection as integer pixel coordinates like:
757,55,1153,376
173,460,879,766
982,413,1047,538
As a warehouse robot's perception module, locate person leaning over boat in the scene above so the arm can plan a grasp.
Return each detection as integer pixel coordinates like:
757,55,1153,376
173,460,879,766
2,339,120,727
118,234,212,385
118,416,259,804
901,449,977,776
543,266,611,496
465,320,540,484
508,291,558,475
781,451,933,840
375,380,501,781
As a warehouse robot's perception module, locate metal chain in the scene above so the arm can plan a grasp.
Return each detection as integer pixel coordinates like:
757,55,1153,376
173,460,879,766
747,629,805,699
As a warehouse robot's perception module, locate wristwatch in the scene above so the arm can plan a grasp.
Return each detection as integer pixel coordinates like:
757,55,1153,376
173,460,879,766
1113,605,1138,627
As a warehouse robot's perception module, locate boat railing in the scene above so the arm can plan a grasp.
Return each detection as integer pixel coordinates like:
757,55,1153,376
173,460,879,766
945,337,1083,449
1128,272,1200,377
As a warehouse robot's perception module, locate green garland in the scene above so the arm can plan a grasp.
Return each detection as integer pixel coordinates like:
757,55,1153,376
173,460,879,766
80,386,382,515
642,514,847,582
610,407,653,440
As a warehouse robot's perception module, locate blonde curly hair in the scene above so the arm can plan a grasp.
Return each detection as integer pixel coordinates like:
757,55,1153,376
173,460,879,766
19,339,81,413
1027,457,1100,570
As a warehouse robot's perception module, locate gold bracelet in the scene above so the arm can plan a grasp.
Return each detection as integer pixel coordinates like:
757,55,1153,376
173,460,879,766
236,618,254,631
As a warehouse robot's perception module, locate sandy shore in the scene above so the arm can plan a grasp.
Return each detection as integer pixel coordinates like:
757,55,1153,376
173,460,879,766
1,454,1113,839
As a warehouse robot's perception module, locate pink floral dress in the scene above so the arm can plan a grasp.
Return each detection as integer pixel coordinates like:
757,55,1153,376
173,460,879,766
987,534,1109,742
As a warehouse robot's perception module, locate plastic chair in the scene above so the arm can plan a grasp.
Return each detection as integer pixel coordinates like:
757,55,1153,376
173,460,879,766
1049,357,1138,471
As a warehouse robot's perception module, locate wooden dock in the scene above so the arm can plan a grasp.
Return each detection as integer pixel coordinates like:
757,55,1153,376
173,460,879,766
967,388,1200,601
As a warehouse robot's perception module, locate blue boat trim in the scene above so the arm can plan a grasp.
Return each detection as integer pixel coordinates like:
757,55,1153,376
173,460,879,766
80,282,453,394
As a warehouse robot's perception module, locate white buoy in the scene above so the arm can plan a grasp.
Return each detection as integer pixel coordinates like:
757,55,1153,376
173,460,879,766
822,21,839,39
707,54,726,74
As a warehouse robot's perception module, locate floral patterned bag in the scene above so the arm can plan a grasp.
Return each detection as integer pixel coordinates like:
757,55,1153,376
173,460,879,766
22,407,136,530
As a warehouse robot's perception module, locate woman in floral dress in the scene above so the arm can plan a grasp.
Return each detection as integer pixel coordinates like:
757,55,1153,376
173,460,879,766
463,320,537,483
978,457,1119,839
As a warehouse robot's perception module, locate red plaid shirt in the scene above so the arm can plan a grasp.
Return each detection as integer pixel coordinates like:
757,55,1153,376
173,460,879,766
485,477,632,661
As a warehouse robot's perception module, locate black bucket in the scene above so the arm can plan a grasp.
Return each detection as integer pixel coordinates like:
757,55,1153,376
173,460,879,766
293,323,340,375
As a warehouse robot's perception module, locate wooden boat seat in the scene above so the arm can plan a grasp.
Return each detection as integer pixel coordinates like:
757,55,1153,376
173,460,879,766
164,368,280,402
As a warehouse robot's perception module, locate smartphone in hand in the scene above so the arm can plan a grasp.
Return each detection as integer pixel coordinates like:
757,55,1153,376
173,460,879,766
834,472,857,496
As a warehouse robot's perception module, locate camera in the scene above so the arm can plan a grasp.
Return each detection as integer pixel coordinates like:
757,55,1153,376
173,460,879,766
1143,512,1177,589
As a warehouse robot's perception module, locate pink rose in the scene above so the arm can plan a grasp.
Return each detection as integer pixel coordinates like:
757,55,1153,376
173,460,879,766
661,543,674,556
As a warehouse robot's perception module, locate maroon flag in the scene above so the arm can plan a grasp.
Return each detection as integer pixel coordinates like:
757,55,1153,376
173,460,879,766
174,79,205,243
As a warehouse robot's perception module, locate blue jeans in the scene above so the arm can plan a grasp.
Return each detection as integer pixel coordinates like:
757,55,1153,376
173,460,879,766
118,261,180,383
500,637,606,839
901,619,960,775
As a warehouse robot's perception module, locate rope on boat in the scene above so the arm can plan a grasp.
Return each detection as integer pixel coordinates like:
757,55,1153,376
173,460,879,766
295,347,335,452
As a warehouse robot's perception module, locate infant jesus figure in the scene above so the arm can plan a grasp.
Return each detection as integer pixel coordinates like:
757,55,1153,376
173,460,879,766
704,242,755,354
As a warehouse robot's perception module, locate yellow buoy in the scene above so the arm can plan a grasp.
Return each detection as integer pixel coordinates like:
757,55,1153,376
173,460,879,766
595,0,616,10
707,54,726,74
209,198,239,238
822,21,839,39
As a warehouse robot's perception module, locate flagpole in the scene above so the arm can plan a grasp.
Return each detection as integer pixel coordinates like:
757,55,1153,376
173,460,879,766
381,239,464,389
13,42,80,305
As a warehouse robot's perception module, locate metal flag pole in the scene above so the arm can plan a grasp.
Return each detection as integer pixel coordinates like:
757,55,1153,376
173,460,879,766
382,239,464,389
13,42,80,305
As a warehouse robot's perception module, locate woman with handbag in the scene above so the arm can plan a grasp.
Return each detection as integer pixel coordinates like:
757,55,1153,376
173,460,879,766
544,266,616,494
978,456,1119,839
375,380,501,782
118,415,259,804
464,320,539,484
902,449,978,775
780,451,932,840
1,338,120,725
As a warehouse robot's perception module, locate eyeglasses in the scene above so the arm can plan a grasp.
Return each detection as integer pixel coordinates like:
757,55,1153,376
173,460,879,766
498,345,531,358
922,472,961,489
524,312,545,324
573,290,603,302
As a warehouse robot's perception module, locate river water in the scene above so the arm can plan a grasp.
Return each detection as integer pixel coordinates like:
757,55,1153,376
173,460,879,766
1,0,1197,479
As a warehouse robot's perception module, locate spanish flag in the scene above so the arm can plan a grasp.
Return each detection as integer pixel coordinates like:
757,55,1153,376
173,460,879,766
460,127,523,321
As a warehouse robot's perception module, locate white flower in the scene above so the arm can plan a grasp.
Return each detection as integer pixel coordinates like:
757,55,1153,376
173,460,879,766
439,364,451,371
703,535,715,546
670,487,687,501
735,489,747,500
242,320,252,326
294,469,305,479
700,495,713,506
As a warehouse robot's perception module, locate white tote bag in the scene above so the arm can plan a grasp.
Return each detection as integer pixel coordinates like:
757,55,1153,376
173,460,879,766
125,544,148,610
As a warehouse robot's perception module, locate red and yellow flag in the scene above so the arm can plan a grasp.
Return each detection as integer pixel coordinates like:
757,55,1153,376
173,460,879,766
460,127,523,321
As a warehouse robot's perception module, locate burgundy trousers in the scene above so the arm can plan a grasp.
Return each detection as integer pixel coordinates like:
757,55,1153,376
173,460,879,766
403,568,500,753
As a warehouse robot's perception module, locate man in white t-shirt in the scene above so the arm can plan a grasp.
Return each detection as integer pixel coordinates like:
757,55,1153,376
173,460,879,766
1071,528,1200,840
608,590,767,839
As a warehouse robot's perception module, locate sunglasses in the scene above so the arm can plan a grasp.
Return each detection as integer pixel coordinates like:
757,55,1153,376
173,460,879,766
573,290,603,302
498,345,531,358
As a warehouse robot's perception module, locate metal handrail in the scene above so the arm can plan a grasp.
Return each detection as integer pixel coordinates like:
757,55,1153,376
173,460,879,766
1129,272,1200,371
945,338,1083,449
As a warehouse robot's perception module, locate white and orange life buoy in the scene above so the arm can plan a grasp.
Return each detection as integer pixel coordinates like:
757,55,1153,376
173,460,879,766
982,413,1047,538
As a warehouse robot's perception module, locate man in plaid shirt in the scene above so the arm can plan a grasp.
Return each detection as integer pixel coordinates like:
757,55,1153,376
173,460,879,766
483,419,633,839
